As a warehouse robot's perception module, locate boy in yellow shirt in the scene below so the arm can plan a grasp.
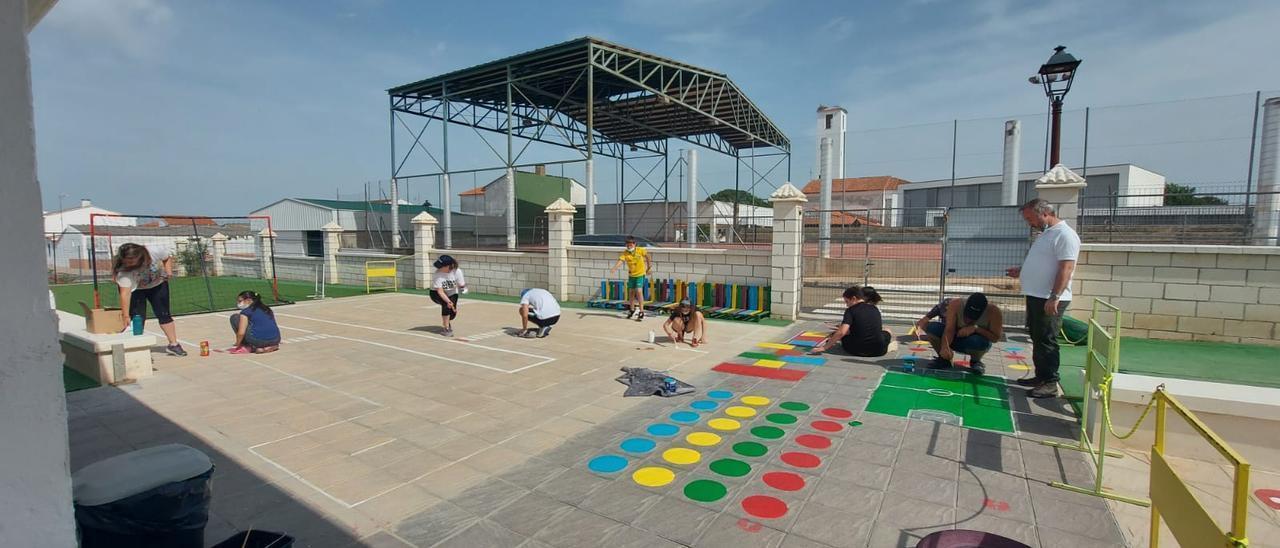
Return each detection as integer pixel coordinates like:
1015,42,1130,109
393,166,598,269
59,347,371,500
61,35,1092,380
609,236,653,320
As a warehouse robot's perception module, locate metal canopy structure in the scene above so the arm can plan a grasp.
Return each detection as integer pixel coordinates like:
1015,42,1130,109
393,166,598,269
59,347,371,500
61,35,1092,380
387,36,791,248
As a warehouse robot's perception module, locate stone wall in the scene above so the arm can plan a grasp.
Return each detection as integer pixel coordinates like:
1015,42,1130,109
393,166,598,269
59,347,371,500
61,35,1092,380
440,249,549,297
1070,244,1280,345
565,246,772,302
222,255,261,278
335,251,414,288
273,255,324,283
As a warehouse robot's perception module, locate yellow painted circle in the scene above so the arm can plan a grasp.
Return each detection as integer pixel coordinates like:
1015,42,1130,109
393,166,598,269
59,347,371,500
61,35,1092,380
909,340,931,347
662,447,702,465
632,466,675,487
1009,363,1032,371
740,396,771,406
725,406,758,418
686,432,722,447
708,418,741,431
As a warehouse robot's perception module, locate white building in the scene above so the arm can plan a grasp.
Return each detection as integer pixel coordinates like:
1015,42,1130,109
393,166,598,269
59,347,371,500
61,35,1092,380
41,198,128,235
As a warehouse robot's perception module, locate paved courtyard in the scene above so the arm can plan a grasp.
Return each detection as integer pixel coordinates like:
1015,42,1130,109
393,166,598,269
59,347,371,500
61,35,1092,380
65,293,1280,547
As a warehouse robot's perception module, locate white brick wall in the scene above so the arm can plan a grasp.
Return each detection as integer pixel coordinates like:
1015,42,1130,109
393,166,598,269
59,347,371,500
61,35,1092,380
1072,244,1280,345
273,255,323,283
441,249,549,297
221,256,260,278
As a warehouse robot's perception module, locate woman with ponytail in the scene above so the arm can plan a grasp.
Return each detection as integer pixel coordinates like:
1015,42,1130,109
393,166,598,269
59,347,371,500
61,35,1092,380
811,285,893,357
228,290,281,354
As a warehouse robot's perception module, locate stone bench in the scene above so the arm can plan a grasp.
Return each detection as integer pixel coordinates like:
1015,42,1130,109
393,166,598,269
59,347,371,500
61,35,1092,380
60,329,157,386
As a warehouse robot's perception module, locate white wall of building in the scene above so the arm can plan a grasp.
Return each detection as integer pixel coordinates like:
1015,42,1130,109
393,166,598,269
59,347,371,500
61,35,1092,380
42,204,130,234
1,0,78,544
1118,164,1167,207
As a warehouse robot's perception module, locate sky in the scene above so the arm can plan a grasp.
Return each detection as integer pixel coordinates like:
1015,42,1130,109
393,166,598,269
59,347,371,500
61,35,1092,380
29,0,1280,216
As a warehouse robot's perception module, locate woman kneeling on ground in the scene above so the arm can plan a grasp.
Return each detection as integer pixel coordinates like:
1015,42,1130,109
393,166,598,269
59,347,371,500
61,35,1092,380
811,286,893,357
663,299,708,347
229,291,281,354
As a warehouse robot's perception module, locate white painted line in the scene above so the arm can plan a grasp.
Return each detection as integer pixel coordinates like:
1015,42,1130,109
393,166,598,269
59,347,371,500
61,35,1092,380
880,383,1008,403
243,357,382,407
349,428,526,507
350,438,396,456
249,448,353,509
575,333,707,354
278,325,315,334
324,334,550,374
275,312,556,365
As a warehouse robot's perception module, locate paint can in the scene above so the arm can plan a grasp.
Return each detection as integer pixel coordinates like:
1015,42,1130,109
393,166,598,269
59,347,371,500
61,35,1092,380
200,341,210,357
662,377,677,394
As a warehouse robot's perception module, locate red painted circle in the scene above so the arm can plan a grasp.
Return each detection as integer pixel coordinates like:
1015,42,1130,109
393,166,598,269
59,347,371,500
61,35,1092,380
781,451,822,468
1258,488,1280,510
810,420,843,433
820,408,853,419
763,471,806,491
909,346,929,353
741,495,789,519
795,434,832,450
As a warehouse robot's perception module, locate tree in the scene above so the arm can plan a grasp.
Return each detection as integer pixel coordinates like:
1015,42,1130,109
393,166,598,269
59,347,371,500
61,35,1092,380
707,189,769,208
1164,182,1227,206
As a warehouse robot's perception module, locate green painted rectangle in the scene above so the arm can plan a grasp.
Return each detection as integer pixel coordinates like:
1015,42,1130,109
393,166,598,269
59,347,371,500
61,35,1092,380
866,372,1015,433
738,351,779,361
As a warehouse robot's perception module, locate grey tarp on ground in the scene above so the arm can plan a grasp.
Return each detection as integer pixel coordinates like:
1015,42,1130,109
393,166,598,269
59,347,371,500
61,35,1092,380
615,367,696,397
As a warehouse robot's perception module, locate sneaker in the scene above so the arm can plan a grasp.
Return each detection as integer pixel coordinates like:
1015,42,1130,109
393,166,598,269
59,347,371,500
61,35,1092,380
537,326,553,338
521,329,537,338
228,346,250,355
968,360,985,375
165,344,188,357
636,310,646,321
1029,382,1060,399
625,309,636,320
442,328,454,337
1016,377,1044,387
927,357,953,369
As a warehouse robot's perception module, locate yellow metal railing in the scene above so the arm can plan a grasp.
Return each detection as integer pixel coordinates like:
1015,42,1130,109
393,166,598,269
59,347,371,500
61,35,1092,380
1150,388,1251,548
1043,298,1149,506
364,259,398,293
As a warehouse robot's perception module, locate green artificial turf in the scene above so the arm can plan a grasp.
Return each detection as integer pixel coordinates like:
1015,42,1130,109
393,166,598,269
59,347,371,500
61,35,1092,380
51,276,367,317
1059,337,1279,389
63,366,99,393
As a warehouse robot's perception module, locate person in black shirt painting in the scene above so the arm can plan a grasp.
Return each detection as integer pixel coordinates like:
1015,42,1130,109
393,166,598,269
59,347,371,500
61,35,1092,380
810,286,893,357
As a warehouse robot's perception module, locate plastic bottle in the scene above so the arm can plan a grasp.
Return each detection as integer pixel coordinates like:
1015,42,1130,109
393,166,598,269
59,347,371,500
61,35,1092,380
902,355,916,373
648,330,656,344
131,315,144,336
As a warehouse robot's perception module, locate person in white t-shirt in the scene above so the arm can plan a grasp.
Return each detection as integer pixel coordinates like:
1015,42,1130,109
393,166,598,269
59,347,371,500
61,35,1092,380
113,242,186,356
1005,198,1080,398
429,255,467,337
518,288,561,338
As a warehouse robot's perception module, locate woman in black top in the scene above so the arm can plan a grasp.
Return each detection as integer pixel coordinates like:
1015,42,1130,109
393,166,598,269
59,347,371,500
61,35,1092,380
811,286,893,357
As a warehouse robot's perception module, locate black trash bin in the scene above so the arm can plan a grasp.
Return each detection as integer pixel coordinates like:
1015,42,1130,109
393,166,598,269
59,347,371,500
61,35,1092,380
73,443,215,548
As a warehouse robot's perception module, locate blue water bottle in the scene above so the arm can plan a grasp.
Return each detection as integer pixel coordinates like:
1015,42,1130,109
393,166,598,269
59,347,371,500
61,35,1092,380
902,355,916,373
131,315,144,336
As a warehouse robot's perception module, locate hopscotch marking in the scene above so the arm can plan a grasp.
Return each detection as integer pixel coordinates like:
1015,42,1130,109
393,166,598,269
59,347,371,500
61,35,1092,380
274,313,555,373
458,329,506,342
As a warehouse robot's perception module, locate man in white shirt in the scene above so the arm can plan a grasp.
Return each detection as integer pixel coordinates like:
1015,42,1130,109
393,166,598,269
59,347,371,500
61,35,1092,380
1005,198,1080,398
519,288,562,338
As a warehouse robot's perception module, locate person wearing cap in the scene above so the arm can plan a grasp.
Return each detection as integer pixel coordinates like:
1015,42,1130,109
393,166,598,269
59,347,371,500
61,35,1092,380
518,288,562,338
429,255,467,337
663,299,708,347
922,292,1003,375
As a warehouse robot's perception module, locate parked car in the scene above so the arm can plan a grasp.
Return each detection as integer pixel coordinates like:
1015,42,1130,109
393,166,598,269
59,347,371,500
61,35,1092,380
571,234,660,248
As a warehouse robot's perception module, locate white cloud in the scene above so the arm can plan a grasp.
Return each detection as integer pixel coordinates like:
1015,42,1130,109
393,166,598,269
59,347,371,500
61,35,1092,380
42,0,174,59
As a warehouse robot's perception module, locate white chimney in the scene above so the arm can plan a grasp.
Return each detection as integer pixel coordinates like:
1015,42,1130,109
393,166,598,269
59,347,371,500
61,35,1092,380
815,105,847,182
1255,97,1280,245
1001,120,1022,206
80,198,91,208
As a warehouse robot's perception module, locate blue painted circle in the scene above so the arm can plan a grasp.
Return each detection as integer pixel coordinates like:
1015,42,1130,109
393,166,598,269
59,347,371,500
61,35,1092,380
707,390,734,400
647,423,680,437
1006,346,1023,352
587,454,628,473
690,400,718,411
620,437,657,453
670,411,700,423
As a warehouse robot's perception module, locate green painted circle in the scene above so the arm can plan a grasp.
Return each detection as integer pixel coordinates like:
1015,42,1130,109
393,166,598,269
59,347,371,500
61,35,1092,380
733,441,769,457
751,426,785,439
765,413,798,425
709,458,752,477
683,479,727,502
779,401,810,412
847,420,863,427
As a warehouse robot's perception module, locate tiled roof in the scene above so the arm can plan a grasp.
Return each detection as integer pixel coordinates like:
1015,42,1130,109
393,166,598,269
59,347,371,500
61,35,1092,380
802,211,882,227
459,188,486,197
801,176,910,194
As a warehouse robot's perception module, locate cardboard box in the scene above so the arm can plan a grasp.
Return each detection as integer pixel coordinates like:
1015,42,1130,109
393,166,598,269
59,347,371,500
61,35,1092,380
79,302,126,334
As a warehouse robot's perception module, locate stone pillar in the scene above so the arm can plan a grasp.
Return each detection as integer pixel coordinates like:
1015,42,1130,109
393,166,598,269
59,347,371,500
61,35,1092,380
321,221,342,285
209,232,227,276
769,183,808,320
545,198,577,300
1034,164,1087,228
411,212,437,290
257,228,276,279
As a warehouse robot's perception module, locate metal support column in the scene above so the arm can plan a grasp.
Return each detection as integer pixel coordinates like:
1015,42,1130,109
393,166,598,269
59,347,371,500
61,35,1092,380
585,58,595,235
687,149,698,248
442,83,452,249
506,67,516,249
389,99,400,248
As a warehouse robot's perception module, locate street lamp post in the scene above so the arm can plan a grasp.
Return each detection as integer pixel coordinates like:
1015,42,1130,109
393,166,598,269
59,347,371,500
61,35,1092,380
1029,46,1082,168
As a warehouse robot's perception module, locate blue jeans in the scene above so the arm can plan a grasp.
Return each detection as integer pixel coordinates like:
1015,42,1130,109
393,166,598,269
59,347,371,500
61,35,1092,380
924,321,992,356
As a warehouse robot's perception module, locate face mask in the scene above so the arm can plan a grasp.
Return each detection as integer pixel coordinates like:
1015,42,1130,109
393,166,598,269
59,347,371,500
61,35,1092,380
626,246,636,252
237,302,250,310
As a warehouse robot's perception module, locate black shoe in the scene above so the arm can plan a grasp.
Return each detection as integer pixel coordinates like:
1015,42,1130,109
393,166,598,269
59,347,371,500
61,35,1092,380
1016,377,1044,387
1029,382,1060,398
625,309,636,320
968,360,985,375
636,310,646,321
928,358,953,369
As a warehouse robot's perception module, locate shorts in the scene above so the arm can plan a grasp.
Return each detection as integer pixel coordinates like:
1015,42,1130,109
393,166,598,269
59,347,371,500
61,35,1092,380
626,275,647,290
430,291,460,319
924,321,993,354
528,314,560,328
